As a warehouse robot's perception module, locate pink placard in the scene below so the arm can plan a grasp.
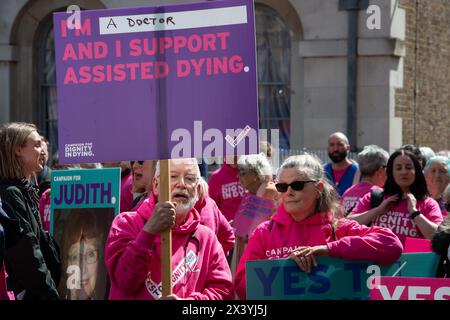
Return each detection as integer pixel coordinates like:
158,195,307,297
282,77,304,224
233,193,274,237
370,277,450,300
404,237,431,253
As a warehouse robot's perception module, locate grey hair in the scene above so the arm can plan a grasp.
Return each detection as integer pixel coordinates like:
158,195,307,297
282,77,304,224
424,156,450,177
419,147,436,165
237,153,272,182
357,145,389,177
197,176,209,200
155,158,200,178
436,150,450,159
276,154,342,217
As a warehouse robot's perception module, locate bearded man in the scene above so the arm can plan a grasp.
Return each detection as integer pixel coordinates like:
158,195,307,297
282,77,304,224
105,158,233,300
324,132,361,197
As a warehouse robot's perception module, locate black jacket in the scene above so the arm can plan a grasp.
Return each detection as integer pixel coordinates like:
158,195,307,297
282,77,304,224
0,178,60,300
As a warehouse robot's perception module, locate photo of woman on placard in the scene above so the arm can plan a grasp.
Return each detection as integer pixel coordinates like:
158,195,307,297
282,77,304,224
54,207,114,300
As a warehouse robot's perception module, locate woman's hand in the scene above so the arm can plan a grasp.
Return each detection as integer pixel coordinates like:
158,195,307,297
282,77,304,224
404,193,418,214
379,194,400,213
289,245,328,273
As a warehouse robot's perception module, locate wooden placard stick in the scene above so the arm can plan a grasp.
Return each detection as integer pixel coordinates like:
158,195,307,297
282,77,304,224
160,159,172,296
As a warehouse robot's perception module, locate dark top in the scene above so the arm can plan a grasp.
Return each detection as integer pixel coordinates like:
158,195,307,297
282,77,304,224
0,178,60,300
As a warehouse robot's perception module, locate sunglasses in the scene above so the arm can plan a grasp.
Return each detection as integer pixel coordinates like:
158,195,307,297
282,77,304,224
275,180,317,193
131,160,144,165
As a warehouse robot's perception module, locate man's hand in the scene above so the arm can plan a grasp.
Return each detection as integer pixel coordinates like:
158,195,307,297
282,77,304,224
143,201,177,235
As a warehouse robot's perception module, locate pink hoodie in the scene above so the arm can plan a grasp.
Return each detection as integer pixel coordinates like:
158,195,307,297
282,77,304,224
132,193,235,257
208,164,245,221
120,172,133,213
38,188,51,232
105,196,233,300
194,195,235,257
234,204,403,300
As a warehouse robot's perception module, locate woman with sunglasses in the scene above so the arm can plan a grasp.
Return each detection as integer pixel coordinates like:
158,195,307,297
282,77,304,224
234,154,403,300
348,149,443,245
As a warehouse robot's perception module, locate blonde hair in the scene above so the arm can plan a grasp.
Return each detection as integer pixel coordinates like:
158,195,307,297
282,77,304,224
0,122,38,179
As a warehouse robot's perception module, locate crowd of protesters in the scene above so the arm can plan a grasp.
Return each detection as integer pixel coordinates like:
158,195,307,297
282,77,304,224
1,122,449,300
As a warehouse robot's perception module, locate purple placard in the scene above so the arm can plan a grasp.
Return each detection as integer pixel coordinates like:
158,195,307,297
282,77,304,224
233,193,274,237
53,0,259,164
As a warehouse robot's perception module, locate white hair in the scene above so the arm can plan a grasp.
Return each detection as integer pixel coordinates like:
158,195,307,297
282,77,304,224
154,158,200,177
237,153,272,181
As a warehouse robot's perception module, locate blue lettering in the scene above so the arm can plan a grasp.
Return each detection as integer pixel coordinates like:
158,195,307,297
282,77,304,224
283,266,305,295
254,267,279,296
344,262,368,292
100,182,112,204
307,264,330,294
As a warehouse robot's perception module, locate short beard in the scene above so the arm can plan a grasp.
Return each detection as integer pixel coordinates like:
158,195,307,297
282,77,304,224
328,151,347,163
175,188,198,215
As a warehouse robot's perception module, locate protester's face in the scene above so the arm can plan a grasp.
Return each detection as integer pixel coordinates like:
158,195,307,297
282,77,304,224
38,140,49,167
327,136,349,163
426,162,450,196
393,155,416,191
68,238,98,300
154,159,199,214
16,131,44,176
278,168,318,219
131,160,155,193
238,168,259,193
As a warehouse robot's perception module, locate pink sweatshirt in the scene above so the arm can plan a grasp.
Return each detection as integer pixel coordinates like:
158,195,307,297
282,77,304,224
120,172,133,213
131,193,235,257
194,195,235,257
105,196,233,300
234,204,403,299
38,188,51,232
341,182,382,213
351,194,444,245
208,164,245,221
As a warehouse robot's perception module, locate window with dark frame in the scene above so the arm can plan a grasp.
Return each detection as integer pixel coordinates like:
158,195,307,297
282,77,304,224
255,4,291,150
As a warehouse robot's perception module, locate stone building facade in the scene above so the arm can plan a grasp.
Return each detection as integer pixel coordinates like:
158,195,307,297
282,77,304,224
0,0,448,157
395,0,450,152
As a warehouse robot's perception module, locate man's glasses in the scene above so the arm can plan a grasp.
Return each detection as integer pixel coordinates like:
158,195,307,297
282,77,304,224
170,174,199,186
275,180,317,193
131,160,144,166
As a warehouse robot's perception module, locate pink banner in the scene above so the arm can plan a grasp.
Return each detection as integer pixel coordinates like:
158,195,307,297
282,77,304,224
404,237,431,253
233,193,274,237
370,277,450,300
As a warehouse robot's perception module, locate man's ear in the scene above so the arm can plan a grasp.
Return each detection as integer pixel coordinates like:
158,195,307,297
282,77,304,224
152,176,159,197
